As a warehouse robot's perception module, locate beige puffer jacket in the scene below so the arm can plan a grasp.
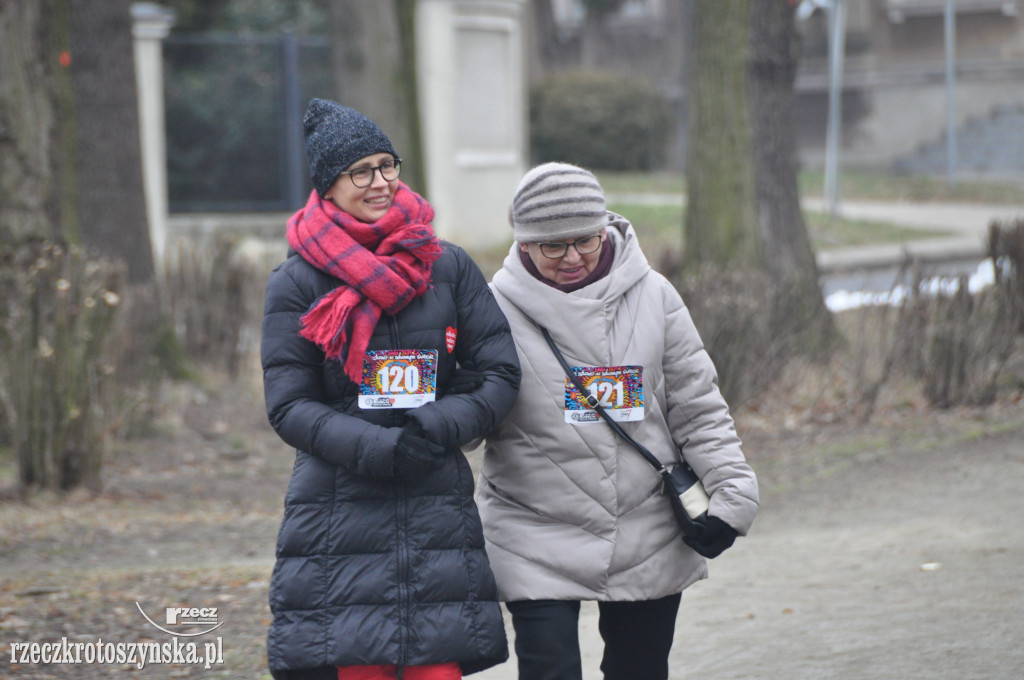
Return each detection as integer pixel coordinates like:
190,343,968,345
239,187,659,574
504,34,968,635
478,215,758,602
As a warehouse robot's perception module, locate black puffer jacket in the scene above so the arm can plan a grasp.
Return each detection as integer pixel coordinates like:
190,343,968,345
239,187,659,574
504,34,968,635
261,242,520,679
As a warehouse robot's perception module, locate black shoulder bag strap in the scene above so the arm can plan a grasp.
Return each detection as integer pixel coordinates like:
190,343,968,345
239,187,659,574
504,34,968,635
539,325,708,535
539,326,667,472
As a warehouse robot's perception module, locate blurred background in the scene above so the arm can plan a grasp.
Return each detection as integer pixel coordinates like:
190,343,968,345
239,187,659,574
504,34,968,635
1,0,1022,501
155,0,1024,212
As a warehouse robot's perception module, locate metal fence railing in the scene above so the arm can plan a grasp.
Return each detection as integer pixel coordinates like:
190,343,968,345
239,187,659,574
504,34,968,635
163,31,333,213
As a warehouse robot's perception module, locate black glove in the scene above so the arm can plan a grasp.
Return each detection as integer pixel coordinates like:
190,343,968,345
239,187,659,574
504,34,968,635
683,516,738,559
392,423,447,480
446,368,484,395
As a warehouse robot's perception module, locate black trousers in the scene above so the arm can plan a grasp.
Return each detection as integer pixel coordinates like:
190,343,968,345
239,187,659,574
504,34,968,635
505,593,682,680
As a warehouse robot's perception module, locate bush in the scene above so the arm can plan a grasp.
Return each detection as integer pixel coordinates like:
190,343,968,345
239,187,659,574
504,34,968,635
163,235,278,379
988,217,1024,334
676,265,827,407
0,242,125,492
659,221,1024,421
530,70,672,170
855,219,1024,413
894,271,1012,407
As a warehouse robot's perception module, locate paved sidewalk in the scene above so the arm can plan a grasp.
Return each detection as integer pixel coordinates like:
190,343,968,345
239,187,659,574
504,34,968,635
801,198,1021,235
806,199,1021,273
606,192,1023,274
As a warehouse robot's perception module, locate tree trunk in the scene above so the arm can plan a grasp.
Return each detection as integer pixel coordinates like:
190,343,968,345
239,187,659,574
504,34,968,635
579,1,627,70
69,0,153,283
749,0,835,343
328,0,425,194
684,0,758,269
0,0,67,244
579,8,604,70
680,0,835,403
749,0,818,280
1,0,128,493
527,0,559,78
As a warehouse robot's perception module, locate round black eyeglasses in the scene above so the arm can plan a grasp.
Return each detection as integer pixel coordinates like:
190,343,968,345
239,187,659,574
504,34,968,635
339,158,402,188
537,234,603,259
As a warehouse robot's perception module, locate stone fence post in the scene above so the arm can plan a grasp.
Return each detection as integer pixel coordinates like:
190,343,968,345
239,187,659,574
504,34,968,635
130,2,175,276
416,0,527,250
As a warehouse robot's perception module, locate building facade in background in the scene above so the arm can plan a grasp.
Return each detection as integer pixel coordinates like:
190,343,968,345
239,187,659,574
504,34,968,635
545,0,1024,176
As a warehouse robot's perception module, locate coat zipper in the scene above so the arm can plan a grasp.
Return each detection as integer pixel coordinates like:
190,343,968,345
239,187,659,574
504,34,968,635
396,489,409,666
389,313,410,665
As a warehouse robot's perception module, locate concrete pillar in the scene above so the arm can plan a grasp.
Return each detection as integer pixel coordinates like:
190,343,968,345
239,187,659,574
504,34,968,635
130,2,175,276
416,0,527,250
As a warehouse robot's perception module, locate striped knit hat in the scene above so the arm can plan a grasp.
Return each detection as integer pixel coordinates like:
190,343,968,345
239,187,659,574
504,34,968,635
510,162,607,242
304,98,398,198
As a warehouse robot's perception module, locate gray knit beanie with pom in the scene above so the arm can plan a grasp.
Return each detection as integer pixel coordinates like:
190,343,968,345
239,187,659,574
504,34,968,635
303,98,398,197
510,162,608,242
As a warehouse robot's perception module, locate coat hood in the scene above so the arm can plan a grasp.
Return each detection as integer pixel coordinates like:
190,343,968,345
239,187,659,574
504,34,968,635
491,212,650,363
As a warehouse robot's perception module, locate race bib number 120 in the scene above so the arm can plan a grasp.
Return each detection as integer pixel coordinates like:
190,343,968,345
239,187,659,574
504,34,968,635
564,365,644,424
359,349,438,409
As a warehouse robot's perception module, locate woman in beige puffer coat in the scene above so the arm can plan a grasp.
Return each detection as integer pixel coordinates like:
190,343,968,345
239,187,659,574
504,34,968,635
478,162,759,680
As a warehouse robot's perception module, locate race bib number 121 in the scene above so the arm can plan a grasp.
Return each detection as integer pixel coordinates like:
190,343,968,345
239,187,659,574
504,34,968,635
564,365,644,424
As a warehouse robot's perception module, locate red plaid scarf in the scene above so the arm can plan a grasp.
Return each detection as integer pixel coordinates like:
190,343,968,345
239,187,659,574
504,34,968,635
286,183,442,381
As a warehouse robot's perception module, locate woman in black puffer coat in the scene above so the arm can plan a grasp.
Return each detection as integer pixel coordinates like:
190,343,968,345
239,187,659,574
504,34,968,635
261,99,520,680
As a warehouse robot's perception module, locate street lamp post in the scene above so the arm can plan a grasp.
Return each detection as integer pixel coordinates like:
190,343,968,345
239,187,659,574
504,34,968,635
824,0,846,219
945,0,958,186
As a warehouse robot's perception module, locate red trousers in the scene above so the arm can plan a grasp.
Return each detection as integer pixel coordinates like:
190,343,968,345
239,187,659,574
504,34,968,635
336,663,461,680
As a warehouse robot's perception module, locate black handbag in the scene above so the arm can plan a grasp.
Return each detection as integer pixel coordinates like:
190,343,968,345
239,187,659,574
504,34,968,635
539,327,710,538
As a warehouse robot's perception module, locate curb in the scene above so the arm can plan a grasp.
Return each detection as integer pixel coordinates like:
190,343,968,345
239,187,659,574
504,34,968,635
816,235,989,274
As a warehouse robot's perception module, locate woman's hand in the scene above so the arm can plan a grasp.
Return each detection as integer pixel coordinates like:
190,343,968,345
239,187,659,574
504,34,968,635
392,422,447,480
683,516,738,559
